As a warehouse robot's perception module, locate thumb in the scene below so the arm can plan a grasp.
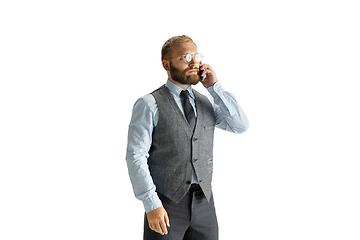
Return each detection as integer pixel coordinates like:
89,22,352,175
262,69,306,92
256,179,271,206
164,211,170,227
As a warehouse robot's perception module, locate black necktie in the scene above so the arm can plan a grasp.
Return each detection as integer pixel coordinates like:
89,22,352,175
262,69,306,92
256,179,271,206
180,90,196,131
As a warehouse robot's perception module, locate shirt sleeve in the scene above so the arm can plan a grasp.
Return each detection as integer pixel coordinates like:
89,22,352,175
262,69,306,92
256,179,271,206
206,82,250,133
125,95,163,213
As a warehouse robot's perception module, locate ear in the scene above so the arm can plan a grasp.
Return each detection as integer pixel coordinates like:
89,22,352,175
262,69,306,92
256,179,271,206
162,59,170,71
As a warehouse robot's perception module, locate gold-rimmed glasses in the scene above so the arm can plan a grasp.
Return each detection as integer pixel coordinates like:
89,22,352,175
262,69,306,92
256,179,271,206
169,53,203,63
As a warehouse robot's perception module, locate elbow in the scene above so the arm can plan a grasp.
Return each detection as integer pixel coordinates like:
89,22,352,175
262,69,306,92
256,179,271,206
234,121,250,134
243,122,250,132
219,116,250,134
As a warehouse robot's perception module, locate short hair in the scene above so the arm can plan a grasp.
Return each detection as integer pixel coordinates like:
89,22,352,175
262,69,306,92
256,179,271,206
161,35,197,61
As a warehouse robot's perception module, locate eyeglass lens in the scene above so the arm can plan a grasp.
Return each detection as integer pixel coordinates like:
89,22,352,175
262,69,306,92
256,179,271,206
185,53,203,63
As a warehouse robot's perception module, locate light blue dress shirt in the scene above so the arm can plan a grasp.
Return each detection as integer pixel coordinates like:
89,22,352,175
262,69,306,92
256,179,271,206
126,80,249,213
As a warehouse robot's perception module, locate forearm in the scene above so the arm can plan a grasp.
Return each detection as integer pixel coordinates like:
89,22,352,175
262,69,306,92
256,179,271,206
126,152,163,213
207,82,249,133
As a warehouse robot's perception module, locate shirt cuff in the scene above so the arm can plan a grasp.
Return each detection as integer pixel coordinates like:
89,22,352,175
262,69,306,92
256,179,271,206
207,81,224,97
142,193,163,214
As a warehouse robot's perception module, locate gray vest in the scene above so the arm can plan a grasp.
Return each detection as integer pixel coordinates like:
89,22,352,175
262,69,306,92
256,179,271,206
148,85,215,203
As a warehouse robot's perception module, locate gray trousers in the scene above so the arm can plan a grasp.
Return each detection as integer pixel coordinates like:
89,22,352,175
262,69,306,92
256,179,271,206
144,184,219,240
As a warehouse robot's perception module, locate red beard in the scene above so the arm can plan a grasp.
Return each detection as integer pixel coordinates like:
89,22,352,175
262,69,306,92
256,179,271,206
169,62,200,85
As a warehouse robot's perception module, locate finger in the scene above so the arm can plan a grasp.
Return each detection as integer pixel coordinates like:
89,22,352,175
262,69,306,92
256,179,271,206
199,62,207,71
204,69,211,77
150,224,158,232
157,221,166,235
203,68,212,77
165,212,170,227
148,223,154,232
149,223,156,231
149,222,158,233
160,220,168,235
201,64,211,70
153,222,163,235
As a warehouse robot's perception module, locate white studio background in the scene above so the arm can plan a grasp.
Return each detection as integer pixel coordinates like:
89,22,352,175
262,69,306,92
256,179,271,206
1,0,359,239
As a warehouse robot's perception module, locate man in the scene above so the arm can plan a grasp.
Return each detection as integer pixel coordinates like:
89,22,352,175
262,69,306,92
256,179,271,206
126,35,249,240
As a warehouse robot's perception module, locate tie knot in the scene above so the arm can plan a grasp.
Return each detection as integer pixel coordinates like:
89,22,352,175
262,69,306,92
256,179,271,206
180,90,189,99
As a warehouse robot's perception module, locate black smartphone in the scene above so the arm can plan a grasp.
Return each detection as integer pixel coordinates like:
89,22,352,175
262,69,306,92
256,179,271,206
198,67,205,81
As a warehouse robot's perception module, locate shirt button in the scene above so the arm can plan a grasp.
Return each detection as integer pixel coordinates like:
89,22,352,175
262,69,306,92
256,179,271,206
186,181,191,185
193,158,198,162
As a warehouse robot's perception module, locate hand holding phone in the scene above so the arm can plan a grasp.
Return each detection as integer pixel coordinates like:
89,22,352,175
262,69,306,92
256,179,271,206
198,65,206,81
198,62,218,87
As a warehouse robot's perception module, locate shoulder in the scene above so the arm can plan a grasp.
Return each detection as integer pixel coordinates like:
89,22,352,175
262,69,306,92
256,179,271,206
133,94,157,113
151,84,172,100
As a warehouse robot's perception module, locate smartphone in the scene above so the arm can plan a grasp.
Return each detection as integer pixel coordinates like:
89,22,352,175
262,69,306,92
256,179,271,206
198,67,206,81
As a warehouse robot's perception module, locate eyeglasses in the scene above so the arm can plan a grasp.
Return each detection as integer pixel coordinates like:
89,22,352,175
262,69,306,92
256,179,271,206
169,53,203,63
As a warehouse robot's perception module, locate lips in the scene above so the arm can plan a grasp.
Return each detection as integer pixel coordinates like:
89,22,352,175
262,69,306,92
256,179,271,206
187,69,198,74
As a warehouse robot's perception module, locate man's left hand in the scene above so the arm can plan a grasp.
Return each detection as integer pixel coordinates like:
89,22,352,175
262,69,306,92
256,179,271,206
199,62,218,88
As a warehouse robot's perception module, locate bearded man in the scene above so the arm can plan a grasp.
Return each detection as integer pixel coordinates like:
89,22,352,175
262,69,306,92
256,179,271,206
126,35,249,240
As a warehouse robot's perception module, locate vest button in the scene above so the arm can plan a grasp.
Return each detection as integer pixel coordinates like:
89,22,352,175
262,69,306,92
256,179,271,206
193,137,198,141
186,181,191,185
193,158,198,162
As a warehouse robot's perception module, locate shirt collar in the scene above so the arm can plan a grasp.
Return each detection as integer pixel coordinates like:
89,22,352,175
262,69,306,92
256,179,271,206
166,79,195,99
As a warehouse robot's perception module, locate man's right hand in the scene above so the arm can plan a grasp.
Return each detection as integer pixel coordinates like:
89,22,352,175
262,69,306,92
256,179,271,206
146,206,170,235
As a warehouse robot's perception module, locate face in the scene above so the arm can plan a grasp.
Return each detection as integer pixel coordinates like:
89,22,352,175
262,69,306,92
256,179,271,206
167,42,201,86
